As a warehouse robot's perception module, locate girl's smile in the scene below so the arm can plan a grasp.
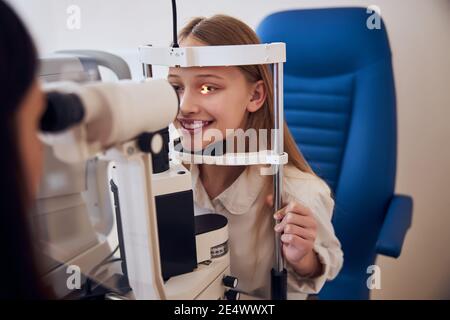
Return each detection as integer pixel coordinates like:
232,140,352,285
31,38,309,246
177,118,215,135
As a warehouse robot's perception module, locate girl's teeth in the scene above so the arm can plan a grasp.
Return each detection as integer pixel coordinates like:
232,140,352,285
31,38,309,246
183,121,210,129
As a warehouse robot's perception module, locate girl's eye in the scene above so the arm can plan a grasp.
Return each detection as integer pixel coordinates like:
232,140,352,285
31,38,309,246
200,85,216,95
171,85,184,93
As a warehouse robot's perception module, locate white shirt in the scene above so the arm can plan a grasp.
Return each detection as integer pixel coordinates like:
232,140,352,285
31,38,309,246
191,164,343,300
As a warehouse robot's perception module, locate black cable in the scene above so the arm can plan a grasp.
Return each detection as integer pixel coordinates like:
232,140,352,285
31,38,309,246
171,0,179,48
91,258,123,280
84,245,120,295
103,258,122,265
89,245,119,277
85,257,125,296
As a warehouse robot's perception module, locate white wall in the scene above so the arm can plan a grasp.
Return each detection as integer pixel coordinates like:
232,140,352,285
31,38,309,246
7,0,450,299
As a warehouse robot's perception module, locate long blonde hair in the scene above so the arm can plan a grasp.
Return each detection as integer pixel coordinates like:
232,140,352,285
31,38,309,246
178,14,315,175
178,16,321,267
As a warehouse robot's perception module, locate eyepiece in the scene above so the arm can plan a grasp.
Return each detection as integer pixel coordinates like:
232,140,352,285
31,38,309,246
41,91,85,132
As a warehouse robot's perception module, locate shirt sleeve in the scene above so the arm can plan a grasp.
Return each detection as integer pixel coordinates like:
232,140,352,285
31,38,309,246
283,176,344,296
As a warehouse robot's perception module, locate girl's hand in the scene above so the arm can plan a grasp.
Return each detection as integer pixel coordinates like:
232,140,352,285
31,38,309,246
266,195,322,277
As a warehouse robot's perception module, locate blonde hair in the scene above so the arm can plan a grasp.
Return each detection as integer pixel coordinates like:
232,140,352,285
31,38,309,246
178,15,314,174
178,15,323,269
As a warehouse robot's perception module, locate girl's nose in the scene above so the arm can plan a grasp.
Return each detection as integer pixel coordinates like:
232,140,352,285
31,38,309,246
179,90,200,116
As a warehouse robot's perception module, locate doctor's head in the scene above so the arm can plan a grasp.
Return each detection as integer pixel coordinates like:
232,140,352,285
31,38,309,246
0,0,47,299
169,15,272,152
0,1,45,200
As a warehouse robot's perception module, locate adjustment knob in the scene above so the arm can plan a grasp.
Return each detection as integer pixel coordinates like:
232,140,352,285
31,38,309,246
223,275,238,288
225,289,240,300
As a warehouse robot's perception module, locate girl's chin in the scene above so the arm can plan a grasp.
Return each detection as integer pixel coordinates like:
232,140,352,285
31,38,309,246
180,140,215,153
174,125,229,153
179,135,226,153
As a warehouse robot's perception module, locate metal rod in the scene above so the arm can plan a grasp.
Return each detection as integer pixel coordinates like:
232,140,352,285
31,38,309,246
273,62,284,273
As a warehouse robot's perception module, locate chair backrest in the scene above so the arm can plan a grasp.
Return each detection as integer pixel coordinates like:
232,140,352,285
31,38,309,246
257,7,397,299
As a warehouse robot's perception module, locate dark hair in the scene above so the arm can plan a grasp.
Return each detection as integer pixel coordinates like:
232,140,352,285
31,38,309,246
0,0,47,299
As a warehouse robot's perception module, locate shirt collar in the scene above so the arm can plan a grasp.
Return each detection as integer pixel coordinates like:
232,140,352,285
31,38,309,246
191,164,267,215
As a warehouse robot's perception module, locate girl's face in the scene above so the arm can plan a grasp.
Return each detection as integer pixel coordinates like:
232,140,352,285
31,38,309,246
169,37,266,151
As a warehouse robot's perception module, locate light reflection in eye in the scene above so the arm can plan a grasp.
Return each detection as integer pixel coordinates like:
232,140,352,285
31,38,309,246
200,85,214,95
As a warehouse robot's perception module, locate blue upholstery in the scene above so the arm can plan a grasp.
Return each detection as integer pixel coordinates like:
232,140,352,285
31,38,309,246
257,7,413,299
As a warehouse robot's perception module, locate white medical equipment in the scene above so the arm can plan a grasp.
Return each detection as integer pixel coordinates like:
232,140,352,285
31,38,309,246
35,0,288,300
139,21,288,303
36,52,238,300
136,1,289,300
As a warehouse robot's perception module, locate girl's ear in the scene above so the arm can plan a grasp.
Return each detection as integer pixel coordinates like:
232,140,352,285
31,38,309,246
246,80,267,113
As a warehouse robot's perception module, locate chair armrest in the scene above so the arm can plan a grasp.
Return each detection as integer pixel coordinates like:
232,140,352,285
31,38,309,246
376,194,413,258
